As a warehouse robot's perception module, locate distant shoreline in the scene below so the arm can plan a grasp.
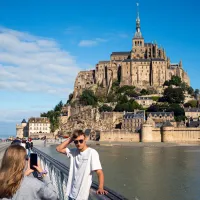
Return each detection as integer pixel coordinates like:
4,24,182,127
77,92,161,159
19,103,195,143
86,141,200,148
30,139,200,148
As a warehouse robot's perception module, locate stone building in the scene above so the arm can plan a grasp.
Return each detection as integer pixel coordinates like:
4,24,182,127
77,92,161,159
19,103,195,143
28,117,51,138
134,97,153,108
185,108,200,127
147,112,174,126
185,108,200,120
73,4,190,99
122,110,145,132
16,119,29,138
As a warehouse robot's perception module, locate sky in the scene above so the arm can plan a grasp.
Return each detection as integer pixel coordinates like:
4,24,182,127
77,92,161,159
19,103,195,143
0,0,199,136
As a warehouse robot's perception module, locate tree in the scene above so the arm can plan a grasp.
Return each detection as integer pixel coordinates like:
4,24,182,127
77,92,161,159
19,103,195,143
140,89,149,95
170,76,182,86
116,85,135,94
54,101,63,112
163,76,182,87
180,82,187,91
194,89,200,98
40,101,64,133
184,100,198,108
187,86,194,95
163,87,184,104
67,93,73,104
164,80,170,86
79,89,98,106
151,96,160,102
112,80,120,88
166,104,185,122
99,104,113,112
114,100,142,112
146,103,168,112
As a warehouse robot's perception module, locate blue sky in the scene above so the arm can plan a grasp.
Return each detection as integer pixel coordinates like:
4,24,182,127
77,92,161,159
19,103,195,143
0,0,199,136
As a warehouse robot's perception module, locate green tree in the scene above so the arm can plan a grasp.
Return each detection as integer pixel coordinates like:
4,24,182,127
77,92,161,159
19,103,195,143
79,89,97,106
163,87,184,104
194,89,200,98
184,100,198,108
180,82,187,91
164,80,170,86
99,104,113,112
54,101,63,112
170,76,182,86
187,86,194,95
40,101,64,132
140,89,149,95
67,93,73,104
116,85,135,94
151,96,160,102
166,104,185,122
164,76,182,87
114,100,142,112
146,103,168,112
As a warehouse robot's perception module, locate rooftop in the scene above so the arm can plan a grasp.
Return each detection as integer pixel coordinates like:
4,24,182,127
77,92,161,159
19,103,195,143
28,117,50,123
162,121,173,127
111,52,130,55
147,112,174,117
21,119,26,123
185,108,200,112
135,97,152,100
124,111,145,119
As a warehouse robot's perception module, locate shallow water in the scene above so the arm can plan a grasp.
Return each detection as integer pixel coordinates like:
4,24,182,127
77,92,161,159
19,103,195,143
36,144,200,200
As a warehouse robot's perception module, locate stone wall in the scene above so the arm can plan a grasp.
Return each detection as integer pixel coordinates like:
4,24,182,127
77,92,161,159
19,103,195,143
162,127,200,143
142,123,200,143
100,130,140,142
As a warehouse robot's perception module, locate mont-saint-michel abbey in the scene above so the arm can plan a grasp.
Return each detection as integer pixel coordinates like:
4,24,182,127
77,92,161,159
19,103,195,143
74,6,190,98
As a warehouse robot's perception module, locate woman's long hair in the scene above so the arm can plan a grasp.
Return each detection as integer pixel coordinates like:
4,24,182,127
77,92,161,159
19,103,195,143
0,145,26,198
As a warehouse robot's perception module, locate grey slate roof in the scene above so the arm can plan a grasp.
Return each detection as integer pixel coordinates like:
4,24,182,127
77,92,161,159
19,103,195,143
135,97,152,100
21,119,26,123
111,52,130,55
122,59,151,62
124,111,145,119
99,61,110,63
152,58,165,61
185,108,200,112
162,121,173,127
147,112,174,117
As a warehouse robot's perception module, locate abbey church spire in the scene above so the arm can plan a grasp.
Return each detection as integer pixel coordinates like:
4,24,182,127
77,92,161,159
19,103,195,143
132,3,145,59
134,3,143,39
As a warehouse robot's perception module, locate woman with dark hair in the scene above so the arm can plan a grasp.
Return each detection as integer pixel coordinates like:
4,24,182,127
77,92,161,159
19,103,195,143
0,145,58,200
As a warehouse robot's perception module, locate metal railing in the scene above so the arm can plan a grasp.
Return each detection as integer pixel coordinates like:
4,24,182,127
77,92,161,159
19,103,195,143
32,147,128,200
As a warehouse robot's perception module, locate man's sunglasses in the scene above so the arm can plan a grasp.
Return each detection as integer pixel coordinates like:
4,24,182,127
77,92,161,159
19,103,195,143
74,139,84,144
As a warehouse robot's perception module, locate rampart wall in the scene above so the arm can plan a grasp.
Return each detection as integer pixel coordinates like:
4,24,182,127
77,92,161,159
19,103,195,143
100,130,140,142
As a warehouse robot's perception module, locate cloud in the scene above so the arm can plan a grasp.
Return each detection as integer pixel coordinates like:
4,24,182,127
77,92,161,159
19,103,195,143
0,27,81,95
78,38,107,47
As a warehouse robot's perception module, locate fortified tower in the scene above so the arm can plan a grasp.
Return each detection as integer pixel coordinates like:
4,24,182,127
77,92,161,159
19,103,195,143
16,119,28,138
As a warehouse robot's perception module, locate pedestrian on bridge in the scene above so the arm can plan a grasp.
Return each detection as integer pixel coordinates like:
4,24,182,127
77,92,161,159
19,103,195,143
0,144,58,200
56,129,108,200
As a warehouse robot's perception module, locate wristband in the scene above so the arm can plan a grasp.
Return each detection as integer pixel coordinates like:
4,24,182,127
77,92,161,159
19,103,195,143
38,170,48,178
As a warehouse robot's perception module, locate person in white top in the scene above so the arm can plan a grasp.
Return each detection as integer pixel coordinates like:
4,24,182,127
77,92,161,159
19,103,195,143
56,129,108,200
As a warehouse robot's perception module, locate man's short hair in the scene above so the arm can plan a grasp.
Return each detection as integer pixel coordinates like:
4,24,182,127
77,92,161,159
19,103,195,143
72,130,86,139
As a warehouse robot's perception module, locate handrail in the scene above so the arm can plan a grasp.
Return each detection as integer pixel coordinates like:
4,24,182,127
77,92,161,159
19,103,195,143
32,147,128,200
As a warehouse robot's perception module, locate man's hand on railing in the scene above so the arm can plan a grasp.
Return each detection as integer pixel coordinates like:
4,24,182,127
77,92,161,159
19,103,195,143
96,187,108,195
